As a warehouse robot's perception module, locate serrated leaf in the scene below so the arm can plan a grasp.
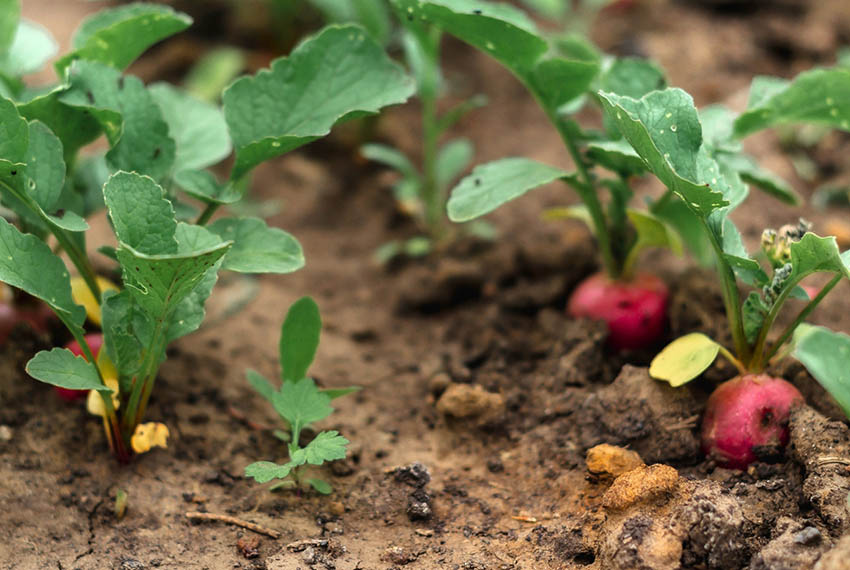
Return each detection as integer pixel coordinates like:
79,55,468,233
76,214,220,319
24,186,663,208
279,297,321,383
788,233,850,283
735,68,850,137
148,83,231,173
26,347,107,391
447,157,570,222
207,217,304,274
0,0,19,53
244,461,297,483
103,171,177,255
224,25,414,180
272,378,333,433
307,478,333,494
300,430,349,465
793,324,850,417
599,89,731,219
60,60,175,180
435,138,472,191
0,19,57,78
174,169,242,205
0,217,85,331
586,139,647,177
649,333,721,387
247,369,276,403
56,3,191,75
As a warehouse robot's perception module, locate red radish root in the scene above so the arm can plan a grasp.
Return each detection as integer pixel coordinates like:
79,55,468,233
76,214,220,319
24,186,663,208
701,374,803,469
567,271,668,350
54,334,104,402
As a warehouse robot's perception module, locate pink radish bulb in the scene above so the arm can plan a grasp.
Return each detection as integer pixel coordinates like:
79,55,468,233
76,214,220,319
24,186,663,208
701,374,804,470
567,271,668,350
54,334,104,402
0,302,53,344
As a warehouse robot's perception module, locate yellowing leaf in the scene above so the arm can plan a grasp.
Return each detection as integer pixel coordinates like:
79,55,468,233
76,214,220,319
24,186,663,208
649,333,720,387
70,276,119,326
0,282,12,303
131,422,170,454
86,376,119,416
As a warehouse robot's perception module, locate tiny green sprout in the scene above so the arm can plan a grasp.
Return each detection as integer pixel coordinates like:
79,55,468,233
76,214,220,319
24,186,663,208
244,297,359,494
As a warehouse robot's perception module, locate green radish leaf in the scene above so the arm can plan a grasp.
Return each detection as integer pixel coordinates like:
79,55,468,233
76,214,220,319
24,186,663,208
310,0,392,44
0,0,20,53
599,89,731,219
148,82,231,172
207,217,304,274
174,170,242,205
184,47,245,104
0,94,27,163
223,25,414,180
307,478,333,494
165,259,221,342
531,58,599,112
543,204,593,232
361,143,417,179
447,157,570,222
299,430,349,465
103,171,178,255
0,217,85,331
55,3,191,75
25,348,107,391
0,19,57,77
598,57,666,100
100,290,147,381
247,369,276,403
272,378,333,434
279,297,322,383
586,139,647,177
22,120,65,213
519,0,567,20
793,324,850,417
742,291,768,345
625,209,683,262
322,386,361,400
60,61,176,181
649,333,721,387
244,461,299,483
651,197,713,267
735,68,850,137
17,89,102,162
435,138,473,191
787,233,850,282
720,218,768,287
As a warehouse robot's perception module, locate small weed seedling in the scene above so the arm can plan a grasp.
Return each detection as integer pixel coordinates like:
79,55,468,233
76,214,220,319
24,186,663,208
244,297,358,494
596,65,850,468
394,0,796,350
0,2,413,461
363,4,488,260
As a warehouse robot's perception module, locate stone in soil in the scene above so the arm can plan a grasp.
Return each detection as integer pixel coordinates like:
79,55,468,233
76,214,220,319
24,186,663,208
586,443,645,479
602,464,680,511
436,382,505,425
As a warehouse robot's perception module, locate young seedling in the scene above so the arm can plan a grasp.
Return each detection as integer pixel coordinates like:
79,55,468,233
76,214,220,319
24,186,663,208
0,2,413,462
244,297,358,494
363,4,487,260
393,0,794,350
598,65,850,468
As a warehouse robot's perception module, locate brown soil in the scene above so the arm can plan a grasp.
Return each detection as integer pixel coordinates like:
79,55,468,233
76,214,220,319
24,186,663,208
4,1,850,569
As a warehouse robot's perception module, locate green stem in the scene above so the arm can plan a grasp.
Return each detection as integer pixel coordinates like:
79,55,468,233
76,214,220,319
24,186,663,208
418,27,443,240
717,343,747,376
748,277,809,372
195,203,218,226
761,274,841,367
122,321,167,438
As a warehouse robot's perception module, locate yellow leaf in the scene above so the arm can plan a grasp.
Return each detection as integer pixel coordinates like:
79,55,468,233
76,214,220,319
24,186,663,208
70,276,119,326
131,422,170,454
86,376,119,416
649,333,720,387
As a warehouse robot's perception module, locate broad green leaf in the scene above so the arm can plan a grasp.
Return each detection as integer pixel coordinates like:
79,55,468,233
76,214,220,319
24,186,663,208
598,57,666,100
148,83,231,172
272,378,333,437
174,169,242,205
0,93,26,163
247,369,276,404
531,58,599,112
599,89,730,218
23,120,65,213
651,197,713,267
0,0,19,53
307,478,333,494
649,333,721,387
223,25,414,180
26,347,107,391
56,3,191,75
17,89,102,162
735,69,850,137
362,143,417,180
103,171,177,255
447,157,569,222
0,19,57,77
311,0,392,44
165,258,221,342
0,217,85,330
244,461,298,483
586,139,647,177
279,297,321,383
624,209,683,268
716,152,800,206
519,0,567,20
436,138,473,190
60,60,176,180
207,217,304,274
793,324,850,417
101,290,145,381
300,430,349,464
720,217,768,287
788,233,850,283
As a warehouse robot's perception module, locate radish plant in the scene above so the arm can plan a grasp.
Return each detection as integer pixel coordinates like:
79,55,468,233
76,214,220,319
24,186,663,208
395,0,794,350
244,297,358,494
596,66,850,468
1,2,413,462
363,4,487,260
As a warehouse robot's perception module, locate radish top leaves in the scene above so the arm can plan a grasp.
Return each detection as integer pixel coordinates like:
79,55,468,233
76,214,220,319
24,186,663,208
279,296,322,383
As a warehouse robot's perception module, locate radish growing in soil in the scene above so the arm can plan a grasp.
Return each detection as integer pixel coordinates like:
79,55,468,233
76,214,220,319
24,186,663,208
598,68,850,468
399,0,795,350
